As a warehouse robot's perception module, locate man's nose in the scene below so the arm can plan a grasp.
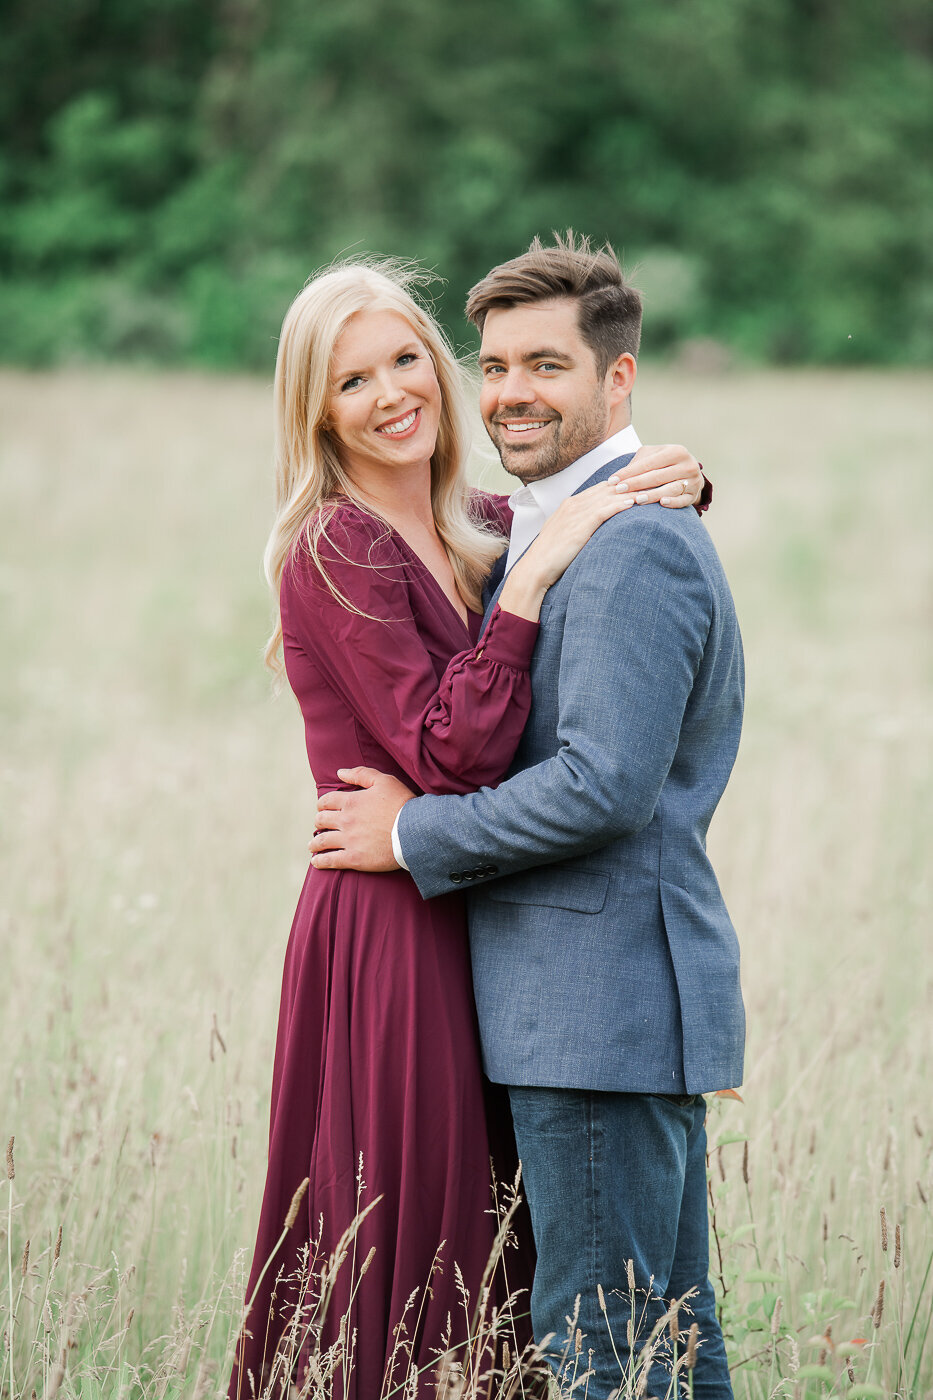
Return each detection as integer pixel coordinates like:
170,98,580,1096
495,368,537,406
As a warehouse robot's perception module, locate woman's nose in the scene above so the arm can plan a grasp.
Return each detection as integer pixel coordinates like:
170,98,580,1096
375,371,404,407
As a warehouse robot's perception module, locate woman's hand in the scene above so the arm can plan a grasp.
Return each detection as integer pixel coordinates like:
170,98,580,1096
609,444,705,508
498,480,637,621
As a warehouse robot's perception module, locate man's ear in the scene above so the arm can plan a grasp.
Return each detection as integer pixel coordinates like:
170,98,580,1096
608,353,637,408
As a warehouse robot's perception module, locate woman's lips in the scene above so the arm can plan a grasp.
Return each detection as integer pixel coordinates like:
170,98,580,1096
375,407,421,438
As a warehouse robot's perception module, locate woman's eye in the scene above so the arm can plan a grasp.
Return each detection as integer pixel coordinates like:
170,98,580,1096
396,353,417,367
340,375,364,392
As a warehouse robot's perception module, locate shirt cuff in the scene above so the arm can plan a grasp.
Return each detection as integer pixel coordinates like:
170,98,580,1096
391,812,409,871
477,604,539,669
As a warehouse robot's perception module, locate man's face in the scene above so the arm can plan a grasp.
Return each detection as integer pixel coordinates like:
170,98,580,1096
478,298,617,484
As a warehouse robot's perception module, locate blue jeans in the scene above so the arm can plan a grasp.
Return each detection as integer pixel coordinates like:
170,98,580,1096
508,1087,732,1399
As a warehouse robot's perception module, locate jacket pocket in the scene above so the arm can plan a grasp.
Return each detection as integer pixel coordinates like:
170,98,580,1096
484,866,611,914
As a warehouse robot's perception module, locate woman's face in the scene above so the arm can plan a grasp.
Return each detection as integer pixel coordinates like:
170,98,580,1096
327,309,442,480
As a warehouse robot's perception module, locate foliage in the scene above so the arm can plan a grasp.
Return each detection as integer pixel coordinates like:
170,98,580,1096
1,0,931,368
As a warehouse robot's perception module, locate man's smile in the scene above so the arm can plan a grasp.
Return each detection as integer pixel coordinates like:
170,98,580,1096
494,415,558,440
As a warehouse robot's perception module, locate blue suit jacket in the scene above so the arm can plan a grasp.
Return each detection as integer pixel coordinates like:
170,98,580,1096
397,456,746,1094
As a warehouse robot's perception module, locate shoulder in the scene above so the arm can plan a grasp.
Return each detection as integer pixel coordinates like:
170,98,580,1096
282,500,407,610
468,488,513,535
569,504,717,603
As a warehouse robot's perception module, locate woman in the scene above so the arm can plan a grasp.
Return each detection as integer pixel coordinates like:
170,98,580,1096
229,259,707,1400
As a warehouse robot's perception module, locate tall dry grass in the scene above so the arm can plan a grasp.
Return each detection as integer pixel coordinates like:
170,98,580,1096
1,367,931,1397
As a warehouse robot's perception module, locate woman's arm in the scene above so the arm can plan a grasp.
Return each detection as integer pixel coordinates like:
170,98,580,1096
282,506,537,795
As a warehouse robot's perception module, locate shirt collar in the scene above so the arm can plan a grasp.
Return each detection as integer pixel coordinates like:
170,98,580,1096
508,424,642,518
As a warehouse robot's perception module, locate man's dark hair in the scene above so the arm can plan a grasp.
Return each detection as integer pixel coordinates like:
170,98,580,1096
465,231,642,375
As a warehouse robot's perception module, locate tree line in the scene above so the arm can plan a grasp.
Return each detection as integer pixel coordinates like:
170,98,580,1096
2,0,931,368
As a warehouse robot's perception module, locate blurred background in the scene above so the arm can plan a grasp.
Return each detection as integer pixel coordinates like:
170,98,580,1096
2,0,932,369
2,4,933,1396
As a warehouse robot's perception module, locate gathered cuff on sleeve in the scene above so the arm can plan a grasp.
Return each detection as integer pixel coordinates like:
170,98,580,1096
695,472,713,514
477,604,540,669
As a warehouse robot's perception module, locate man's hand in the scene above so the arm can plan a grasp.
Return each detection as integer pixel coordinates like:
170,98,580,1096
309,767,415,871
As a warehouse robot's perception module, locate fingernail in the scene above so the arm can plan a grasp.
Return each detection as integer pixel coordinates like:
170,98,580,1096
608,474,619,484
614,481,631,492
635,493,649,504
618,497,634,508
660,497,672,505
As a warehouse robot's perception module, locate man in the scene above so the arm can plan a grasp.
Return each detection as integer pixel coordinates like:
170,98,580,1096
311,234,744,1398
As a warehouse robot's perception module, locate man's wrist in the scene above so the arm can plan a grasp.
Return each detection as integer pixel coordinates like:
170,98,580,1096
391,811,409,871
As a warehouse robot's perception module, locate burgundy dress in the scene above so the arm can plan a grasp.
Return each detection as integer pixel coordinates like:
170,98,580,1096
230,495,537,1399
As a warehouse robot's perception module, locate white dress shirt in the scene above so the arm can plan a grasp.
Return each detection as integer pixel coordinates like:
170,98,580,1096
390,424,642,870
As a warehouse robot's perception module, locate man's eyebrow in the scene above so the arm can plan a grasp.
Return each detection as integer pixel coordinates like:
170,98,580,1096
478,347,573,367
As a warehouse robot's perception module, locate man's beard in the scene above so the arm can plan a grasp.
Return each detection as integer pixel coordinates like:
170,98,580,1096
487,386,611,484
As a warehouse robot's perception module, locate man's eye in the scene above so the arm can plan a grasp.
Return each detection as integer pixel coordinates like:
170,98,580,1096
340,375,364,392
483,365,505,377
538,362,561,372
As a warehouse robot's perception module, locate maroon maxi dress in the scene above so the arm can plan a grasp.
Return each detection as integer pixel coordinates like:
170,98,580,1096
230,495,537,1399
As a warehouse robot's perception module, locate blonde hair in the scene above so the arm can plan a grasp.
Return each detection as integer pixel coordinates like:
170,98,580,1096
264,258,506,673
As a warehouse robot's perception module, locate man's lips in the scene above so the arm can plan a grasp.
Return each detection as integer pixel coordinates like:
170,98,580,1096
376,407,421,437
494,416,557,439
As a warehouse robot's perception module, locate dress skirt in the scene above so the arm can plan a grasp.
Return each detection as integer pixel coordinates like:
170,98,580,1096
230,864,528,1398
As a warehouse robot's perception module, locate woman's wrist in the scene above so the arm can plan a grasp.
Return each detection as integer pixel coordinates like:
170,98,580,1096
497,570,548,623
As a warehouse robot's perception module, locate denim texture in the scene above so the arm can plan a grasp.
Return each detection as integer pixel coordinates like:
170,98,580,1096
508,1087,733,1400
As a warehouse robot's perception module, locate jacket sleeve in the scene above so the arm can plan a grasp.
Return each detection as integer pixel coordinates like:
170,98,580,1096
280,506,536,795
397,513,713,892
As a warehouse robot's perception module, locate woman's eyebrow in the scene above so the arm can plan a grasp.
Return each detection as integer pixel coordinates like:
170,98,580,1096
332,343,421,381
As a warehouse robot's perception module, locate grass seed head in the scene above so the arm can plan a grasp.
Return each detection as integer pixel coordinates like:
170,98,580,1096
685,1322,699,1369
626,1257,636,1292
771,1296,782,1336
894,1222,902,1268
669,1301,680,1341
880,1205,888,1251
54,1224,63,1262
742,1139,749,1184
284,1176,309,1229
872,1278,885,1328
6,1135,13,1179
21,1238,29,1276
597,1282,607,1314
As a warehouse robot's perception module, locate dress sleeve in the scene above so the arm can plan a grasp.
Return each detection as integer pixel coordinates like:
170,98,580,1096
695,472,713,514
280,505,538,795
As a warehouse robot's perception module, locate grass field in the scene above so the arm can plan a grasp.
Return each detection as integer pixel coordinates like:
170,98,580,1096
1,366,931,1398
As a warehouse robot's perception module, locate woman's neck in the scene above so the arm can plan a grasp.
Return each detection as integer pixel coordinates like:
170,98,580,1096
345,461,436,536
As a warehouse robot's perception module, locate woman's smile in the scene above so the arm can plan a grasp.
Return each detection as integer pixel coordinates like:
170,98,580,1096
376,406,421,437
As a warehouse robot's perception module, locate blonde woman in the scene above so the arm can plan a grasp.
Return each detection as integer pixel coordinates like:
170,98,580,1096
229,260,708,1399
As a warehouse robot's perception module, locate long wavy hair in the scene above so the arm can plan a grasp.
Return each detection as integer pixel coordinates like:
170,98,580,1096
263,258,506,673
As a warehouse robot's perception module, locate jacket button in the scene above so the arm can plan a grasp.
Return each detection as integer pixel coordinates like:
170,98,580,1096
450,873,463,884
486,865,498,876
